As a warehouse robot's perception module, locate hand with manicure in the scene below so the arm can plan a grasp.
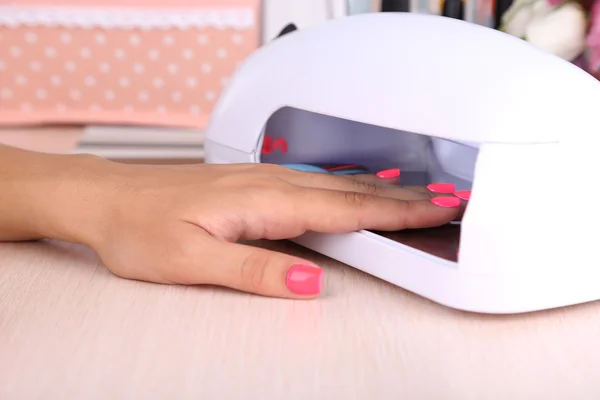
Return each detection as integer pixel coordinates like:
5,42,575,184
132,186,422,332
0,145,469,300
84,163,468,299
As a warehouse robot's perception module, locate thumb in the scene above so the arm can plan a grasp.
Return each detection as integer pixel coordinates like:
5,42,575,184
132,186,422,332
199,239,324,299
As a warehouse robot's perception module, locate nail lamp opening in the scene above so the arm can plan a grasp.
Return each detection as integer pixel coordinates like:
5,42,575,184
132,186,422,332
204,12,600,314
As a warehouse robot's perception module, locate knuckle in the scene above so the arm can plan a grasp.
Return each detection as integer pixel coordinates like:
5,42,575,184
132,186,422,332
344,191,369,208
240,252,270,292
395,199,412,228
350,176,379,196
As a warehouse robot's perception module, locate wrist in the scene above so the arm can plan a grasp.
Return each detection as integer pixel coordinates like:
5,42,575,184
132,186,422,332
0,146,115,246
36,152,115,246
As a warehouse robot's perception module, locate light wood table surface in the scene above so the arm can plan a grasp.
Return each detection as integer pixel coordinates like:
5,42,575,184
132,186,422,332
2,128,600,399
3,239,600,399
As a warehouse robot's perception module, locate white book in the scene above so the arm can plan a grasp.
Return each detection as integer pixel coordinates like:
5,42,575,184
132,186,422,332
74,145,205,159
75,125,205,159
81,125,204,146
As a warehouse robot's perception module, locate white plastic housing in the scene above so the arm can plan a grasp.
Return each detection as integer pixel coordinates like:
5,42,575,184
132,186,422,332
204,12,600,314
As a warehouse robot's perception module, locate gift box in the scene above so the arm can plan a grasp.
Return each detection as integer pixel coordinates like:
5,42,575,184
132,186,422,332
0,0,261,130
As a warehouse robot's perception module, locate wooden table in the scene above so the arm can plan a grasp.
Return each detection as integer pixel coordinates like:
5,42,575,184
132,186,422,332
2,238,600,399
1,127,600,398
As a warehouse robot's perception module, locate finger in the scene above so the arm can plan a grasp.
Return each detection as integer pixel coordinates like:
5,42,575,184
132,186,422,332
423,183,471,220
354,168,401,185
282,171,431,201
401,183,470,220
284,171,469,217
351,173,400,186
188,238,324,299
192,163,295,175
280,170,470,221
286,186,461,232
289,170,401,188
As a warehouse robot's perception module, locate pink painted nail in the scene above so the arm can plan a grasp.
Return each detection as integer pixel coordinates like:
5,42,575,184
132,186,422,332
427,183,456,193
286,265,323,295
376,168,400,179
430,196,461,208
453,190,471,201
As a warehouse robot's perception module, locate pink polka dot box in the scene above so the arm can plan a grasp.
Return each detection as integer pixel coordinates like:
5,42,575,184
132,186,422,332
0,0,260,129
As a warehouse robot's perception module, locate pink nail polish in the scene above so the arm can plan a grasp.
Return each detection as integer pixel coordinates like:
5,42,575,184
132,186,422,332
427,183,456,193
453,190,471,200
430,196,461,208
376,168,400,179
286,265,323,295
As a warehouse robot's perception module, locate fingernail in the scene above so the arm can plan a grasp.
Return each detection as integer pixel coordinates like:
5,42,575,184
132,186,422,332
286,265,323,295
453,190,471,200
376,168,400,179
427,183,455,193
430,196,461,208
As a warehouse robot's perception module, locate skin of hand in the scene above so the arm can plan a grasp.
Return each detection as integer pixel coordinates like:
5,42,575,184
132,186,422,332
0,144,464,299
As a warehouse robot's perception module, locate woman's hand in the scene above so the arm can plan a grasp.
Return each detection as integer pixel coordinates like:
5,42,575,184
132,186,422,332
85,162,463,299
0,145,464,299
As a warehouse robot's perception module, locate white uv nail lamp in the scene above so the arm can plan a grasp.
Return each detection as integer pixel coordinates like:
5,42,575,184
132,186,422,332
204,12,600,314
